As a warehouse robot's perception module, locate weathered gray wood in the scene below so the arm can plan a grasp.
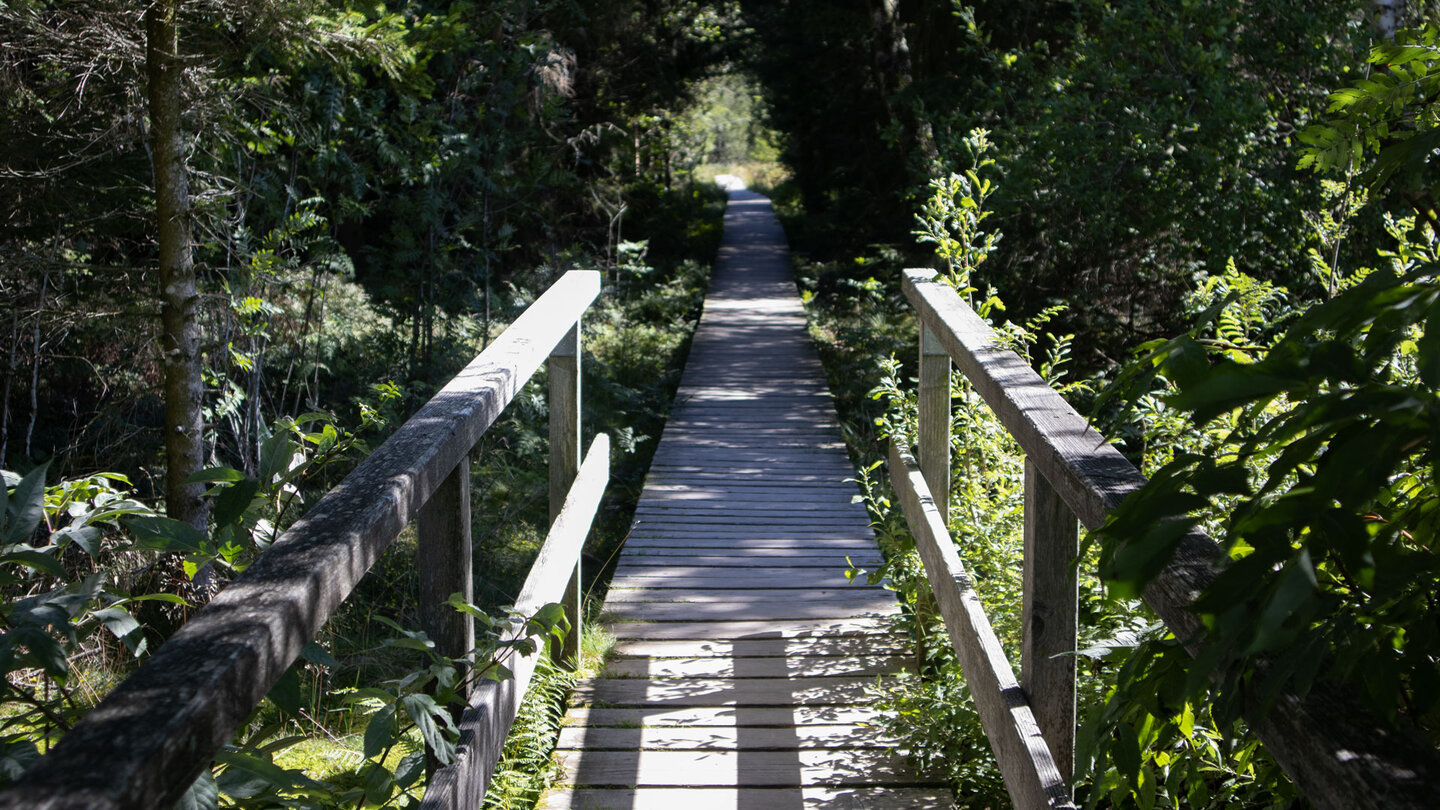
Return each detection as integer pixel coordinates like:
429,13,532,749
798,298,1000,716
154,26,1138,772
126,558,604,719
918,324,951,520
572,677,876,708
889,441,1074,810
610,636,909,659
903,268,1440,809
557,749,934,787
552,190,922,804
550,322,582,669
557,725,895,751
602,654,910,680
418,455,474,703
422,434,608,809
0,270,600,810
1022,459,1078,782
565,705,889,728
605,618,895,641
543,786,955,810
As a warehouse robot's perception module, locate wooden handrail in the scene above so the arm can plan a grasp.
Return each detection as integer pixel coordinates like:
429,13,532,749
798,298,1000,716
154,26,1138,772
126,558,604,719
889,441,1075,810
897,268,1439,810
1,270,603,810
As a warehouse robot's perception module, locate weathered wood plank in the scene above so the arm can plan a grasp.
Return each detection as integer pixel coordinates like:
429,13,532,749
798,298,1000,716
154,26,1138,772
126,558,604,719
603,587,887,603
571,677,876,709
563,705,889,728
602,654,909,680
557,725,895,751
558,749,935,787
542,787,956,810
610,636,909,659
604,598,895,623
889,442,1074,810
605,617,895,641
1022,459,1078,782
0,271,602,810
421,435,609,809
417,455,474,697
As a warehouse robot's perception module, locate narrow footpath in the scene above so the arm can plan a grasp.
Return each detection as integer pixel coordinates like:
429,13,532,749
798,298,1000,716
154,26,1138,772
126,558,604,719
542,189,952,809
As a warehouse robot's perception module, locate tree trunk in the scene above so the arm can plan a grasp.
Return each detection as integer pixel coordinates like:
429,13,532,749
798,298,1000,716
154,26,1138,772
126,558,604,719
146,0,208,532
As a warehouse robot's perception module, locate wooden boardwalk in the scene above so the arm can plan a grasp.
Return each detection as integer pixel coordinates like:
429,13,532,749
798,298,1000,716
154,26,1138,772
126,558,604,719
543,191,951,809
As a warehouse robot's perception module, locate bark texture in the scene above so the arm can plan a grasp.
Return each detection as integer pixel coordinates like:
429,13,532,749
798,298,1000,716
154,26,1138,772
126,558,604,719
146,0,208,530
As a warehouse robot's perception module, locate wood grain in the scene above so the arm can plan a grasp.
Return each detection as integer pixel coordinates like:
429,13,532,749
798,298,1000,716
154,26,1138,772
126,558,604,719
551,191,941,805
890,441,1074,810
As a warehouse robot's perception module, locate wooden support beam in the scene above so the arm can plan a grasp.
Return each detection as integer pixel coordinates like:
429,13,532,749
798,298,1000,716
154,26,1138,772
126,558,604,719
1022,459,1078,782
422,435,609,809
917,324,951,521
550,322,582,669
418,455,474,708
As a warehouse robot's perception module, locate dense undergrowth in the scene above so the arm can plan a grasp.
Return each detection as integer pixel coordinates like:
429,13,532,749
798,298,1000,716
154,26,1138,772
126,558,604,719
795,23,1440,807
0,181,723,807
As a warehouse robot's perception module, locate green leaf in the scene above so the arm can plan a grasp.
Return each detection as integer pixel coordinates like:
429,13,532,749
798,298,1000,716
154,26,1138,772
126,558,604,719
93,606,146,657
185,467,246,484
394,750,426,788
212,477,260,528
266,666,302,719
53,525,102,558
0,550,66,579
402,692,455,764
362,761,394,805
4,463,49,546
300,640,341,669
171,767,220,810
124,515,210,554
363,703,398,759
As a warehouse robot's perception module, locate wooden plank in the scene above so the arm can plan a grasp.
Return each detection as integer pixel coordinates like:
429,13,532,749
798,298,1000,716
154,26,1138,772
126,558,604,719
619,541,875,553
602,655,909,680
601,585,881,599
417,455,474,697
1022,459,1078,782
617,554,880,569
889,441,1074,810
557,725,895,751
542,787,956,810
608,574,870,592
549,322,583,669
422,435,609,809
564,705,889,728
0,270,602,810
571,677,876,708
557,749,933,787
606,618,895,641
622,540,879,553
605,599,895,623
904,269,1440,809
917,323,951,520
610,636,909,659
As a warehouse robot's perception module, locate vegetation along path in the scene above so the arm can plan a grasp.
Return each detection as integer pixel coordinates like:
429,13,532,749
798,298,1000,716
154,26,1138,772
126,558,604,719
543,188,952,808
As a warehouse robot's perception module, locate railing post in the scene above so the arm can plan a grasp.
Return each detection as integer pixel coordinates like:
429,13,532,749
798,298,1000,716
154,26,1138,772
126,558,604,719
1022,459,1079,784
549,321,582,669
418,455,474,704
917,324,951,521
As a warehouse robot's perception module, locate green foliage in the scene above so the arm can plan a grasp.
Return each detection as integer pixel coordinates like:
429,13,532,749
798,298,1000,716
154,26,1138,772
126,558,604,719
1298,21,1440,216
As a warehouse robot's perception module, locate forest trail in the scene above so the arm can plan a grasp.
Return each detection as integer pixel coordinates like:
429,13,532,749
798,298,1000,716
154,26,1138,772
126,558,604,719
542,190,952,808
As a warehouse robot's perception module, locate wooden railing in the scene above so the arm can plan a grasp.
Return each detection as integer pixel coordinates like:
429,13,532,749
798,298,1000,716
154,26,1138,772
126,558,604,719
1,270,608,810
891,268,1438,810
